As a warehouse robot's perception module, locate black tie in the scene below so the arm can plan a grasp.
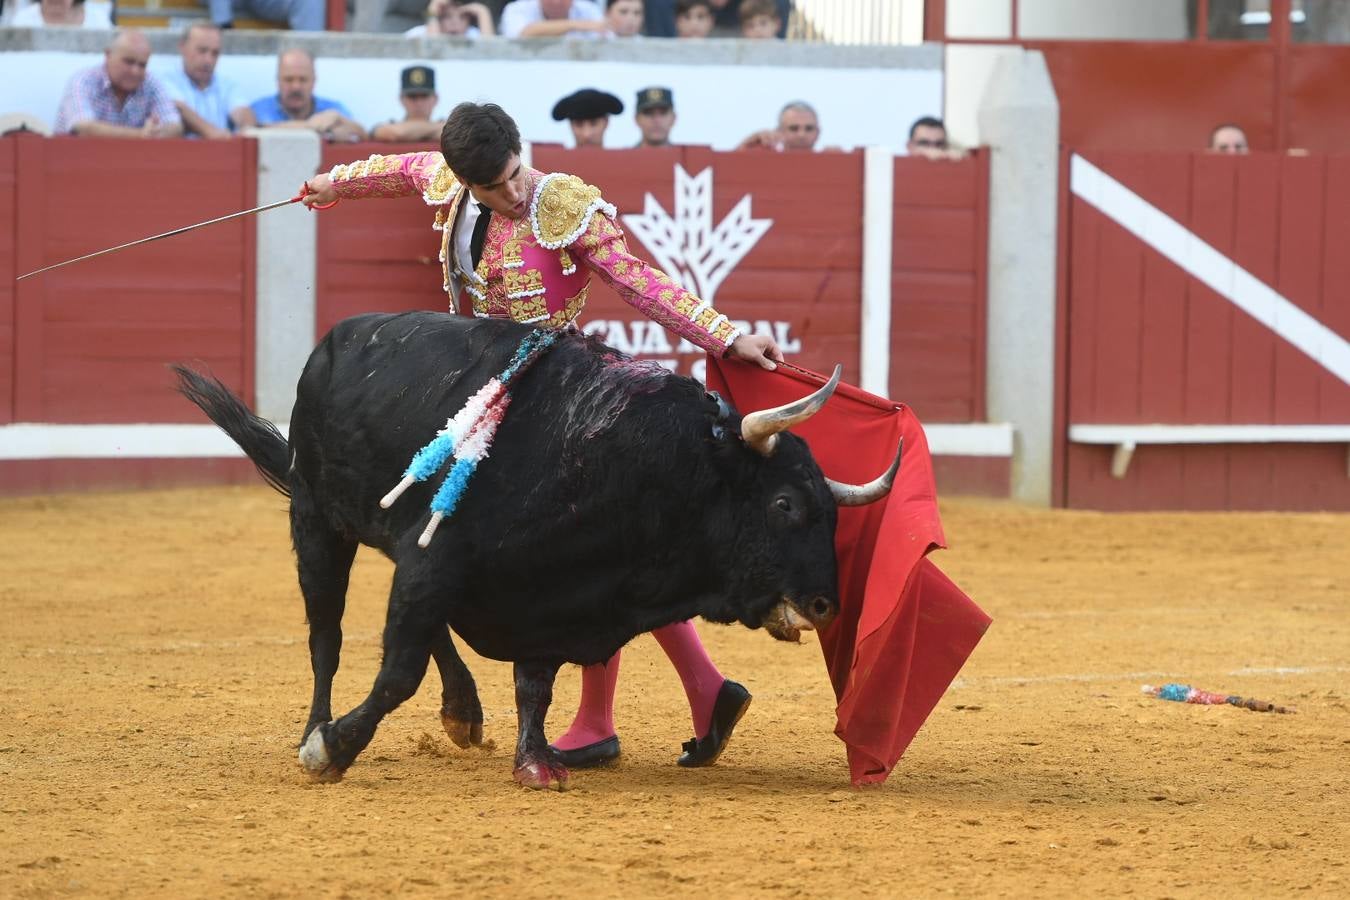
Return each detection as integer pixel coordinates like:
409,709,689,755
470,203,491,269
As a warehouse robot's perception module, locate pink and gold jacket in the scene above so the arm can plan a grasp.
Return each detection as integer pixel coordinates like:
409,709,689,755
327,151,742,355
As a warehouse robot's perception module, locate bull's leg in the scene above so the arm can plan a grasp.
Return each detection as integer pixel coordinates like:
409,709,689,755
291,489,358,744
512,659,568,791
297,572,443,782
429,627,489,749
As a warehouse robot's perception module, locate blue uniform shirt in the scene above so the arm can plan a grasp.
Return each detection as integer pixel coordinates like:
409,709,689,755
249,94,353,124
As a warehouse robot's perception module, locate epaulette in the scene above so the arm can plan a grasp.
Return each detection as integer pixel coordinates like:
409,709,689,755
529,173,618,249
420,158,460,205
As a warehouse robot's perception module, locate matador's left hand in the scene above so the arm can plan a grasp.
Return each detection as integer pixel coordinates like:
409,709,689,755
728,333,783,371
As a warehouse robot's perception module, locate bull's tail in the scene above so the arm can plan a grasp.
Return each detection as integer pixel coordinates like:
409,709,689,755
171,365,291,498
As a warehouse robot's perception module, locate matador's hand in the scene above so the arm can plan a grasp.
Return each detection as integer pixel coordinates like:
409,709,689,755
728,333,783,371
302,174,338,208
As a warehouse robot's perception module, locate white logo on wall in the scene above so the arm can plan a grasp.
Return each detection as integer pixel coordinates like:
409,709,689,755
621,164,772,305
584,164,801,380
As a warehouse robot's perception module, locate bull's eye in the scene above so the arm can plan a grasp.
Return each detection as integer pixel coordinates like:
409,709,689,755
774,496,792,513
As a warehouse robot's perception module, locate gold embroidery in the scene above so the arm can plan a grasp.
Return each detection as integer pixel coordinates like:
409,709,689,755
366,155,395,176
558,248,573,271
673,296,696,315
547,285,590,329
612,260,630,277
504,268,545,298
423,160,459,203
509,296,548,322
658,288,676,302
533,174,605,247
502,237,524,269
630,275,649,292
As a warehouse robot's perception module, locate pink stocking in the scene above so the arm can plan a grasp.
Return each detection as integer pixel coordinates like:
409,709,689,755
551,652,620,750
652,620,724,739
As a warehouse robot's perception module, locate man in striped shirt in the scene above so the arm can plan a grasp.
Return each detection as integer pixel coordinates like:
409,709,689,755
53,29,183,138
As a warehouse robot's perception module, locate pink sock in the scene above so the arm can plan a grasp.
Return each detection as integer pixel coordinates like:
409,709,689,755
551,652,620,750
653,620,725,739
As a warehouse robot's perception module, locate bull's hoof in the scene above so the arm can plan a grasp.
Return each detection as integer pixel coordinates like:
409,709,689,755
298,725,345,783
513,758,570,791
440,713,494,751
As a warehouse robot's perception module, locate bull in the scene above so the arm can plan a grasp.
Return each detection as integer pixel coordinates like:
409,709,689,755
174,311,899,789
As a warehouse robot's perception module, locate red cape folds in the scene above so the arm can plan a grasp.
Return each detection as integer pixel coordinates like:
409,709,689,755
706,357,992,786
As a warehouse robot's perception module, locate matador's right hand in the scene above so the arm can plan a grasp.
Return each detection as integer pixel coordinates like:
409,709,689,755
302,174,339,208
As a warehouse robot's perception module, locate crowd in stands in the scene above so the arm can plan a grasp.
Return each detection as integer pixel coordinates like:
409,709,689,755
5,0,992,160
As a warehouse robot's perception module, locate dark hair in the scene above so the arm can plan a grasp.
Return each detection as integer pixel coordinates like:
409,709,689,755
440,103,522,186
739,0,778,23
908,116,945,139
675,0,712,13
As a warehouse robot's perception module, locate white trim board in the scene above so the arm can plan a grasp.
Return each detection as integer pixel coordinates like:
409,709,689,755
0,422,1013,461
1070,153,1350,388
1068,423,1350,479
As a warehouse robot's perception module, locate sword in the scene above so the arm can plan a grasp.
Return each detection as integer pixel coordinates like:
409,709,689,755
16,183,337,281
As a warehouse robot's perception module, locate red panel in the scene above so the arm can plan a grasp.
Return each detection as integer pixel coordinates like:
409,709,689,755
1035,42,1278,153
1091,217,1144,421
1273,155,1326,423
0,137,15,425
889,153,987,423
1066,200,1100,424
16,138,255,423
0,457,257,497
1321,158,1350,422
1183,156,1237,422
1229,155,1280,423
1067,443,1350,511
1287,46,1350,153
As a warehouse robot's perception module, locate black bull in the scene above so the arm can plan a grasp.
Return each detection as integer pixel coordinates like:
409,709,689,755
174,312,900,790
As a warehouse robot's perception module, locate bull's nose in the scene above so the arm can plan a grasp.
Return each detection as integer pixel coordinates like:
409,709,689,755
806,596,837,630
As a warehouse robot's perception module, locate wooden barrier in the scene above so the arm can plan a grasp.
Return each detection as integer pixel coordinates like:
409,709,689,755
1062,150,1350,510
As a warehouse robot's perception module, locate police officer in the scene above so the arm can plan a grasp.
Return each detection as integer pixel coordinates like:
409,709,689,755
550,87,623,148
371,64,442,143
633,86,676,148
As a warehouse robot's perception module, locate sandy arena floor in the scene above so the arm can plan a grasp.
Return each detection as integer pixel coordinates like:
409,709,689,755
1,486,1347,898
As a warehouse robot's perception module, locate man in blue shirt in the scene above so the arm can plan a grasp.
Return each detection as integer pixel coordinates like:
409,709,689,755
241,47,365,142
161,24,249,140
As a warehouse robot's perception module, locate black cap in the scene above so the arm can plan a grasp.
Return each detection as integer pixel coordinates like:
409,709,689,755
551,88,624,122
400,65,436,95
635,86,673,113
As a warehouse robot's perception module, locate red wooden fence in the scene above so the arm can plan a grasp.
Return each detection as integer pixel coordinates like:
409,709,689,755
5,134,257,423
1063,150,1350,510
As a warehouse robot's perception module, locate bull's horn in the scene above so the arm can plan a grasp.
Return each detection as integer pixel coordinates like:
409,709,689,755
828,438,903,506
740,364,842,457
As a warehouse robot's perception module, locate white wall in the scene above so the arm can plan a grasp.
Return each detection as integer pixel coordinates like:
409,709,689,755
1,49,941,153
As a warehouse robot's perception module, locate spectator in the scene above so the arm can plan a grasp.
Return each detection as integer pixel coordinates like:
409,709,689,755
53,30,184,139
604,0,642,37
500,0,606,39
737,100,818,152
243,48,366,142
1209,123,1249,154
162,24,250,140
370,65,444,143
207,0,325,31
673,0,714,38
550,87,622,147
633,86,675,148
405,0,496,37
644,0,788,38
906,116,950,159
738,0,779,38
11,0,113,27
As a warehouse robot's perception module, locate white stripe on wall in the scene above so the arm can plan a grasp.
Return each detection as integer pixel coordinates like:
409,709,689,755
0,422,1011,460
1070,153,1350,387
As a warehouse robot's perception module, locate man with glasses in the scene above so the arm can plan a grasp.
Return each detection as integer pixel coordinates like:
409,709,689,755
737,100,820,152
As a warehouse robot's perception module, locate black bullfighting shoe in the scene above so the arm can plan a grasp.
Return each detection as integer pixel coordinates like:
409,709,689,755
549,735,621,768
677,680,752,768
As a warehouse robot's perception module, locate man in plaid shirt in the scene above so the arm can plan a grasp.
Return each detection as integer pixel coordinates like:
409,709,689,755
54,29,183,138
